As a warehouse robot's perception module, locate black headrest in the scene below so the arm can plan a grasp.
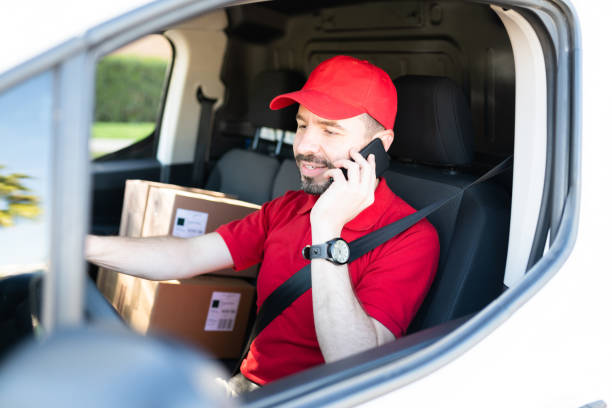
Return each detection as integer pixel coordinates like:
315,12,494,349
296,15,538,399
390,76,474,166
248,70,306,131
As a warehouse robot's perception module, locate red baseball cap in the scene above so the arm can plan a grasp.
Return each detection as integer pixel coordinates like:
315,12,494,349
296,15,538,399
269,55,397,130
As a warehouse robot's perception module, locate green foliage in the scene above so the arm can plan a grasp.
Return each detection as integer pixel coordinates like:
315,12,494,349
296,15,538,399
0,166,41,227
95,55,168,122
91,122,155,140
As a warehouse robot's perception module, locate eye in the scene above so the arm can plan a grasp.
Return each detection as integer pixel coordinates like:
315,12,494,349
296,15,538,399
324,128,336,135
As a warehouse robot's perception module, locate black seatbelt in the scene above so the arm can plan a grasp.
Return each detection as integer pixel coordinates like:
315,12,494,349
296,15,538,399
192,86,217,187
233,156,513,374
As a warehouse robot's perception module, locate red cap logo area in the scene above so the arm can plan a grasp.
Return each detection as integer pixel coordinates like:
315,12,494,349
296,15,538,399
270,55,397,130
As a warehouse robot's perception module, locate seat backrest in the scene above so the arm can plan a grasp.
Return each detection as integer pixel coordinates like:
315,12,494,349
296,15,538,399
206,149,280,204
271,158,301,199
206,70,305,204
387,75,510,332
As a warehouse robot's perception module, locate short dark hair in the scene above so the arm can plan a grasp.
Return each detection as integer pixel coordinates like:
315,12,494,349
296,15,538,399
360,113,385,136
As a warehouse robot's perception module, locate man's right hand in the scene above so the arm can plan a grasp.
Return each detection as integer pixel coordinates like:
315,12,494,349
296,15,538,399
85,233,234,281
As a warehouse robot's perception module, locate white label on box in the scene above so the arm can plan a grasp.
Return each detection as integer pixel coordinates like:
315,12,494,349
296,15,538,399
204,291,241,332
172,208,208,238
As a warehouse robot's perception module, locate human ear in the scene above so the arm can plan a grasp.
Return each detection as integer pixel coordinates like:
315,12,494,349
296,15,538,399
374,129,394,152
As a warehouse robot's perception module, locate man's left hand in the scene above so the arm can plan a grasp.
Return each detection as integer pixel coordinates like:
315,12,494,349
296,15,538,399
310,148,377,239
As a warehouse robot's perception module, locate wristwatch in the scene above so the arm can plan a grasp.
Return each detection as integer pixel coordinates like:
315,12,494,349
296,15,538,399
302,238,350,265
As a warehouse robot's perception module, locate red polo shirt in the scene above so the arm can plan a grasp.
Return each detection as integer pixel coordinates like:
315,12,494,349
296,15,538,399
216,178,439,385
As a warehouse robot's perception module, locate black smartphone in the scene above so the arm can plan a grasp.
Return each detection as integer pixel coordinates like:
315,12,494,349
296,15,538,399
341,137,390,179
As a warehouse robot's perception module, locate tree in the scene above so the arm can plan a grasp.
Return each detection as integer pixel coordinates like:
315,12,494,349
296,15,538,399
0,165,41,227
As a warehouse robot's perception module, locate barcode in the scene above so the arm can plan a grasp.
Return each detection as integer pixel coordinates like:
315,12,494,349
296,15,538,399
218,319,234,330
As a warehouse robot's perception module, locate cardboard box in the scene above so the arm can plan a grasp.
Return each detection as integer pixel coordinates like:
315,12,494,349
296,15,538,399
96,180,261,358
118,179,237,238
101,270,254,358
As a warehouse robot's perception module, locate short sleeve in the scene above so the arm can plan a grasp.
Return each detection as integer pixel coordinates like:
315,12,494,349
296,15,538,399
216,203,270,271
216,192,303,271
355,221,440,338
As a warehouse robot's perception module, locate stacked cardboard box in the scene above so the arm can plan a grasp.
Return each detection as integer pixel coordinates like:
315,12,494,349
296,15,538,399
97,180,260,358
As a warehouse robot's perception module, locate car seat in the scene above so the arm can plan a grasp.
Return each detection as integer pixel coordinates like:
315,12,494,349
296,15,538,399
386,75,511,332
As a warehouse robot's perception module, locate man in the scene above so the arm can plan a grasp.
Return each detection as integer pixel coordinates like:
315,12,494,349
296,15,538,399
86,55,439,394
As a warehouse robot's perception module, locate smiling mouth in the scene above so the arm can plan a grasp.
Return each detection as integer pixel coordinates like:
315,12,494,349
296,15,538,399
295,154,333,178
302,163,325,170
299,162,328,177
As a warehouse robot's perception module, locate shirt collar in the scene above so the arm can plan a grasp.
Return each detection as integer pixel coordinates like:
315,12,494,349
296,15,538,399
296,178,395,231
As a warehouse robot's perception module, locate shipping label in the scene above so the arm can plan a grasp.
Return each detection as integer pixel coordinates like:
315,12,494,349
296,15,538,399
172,208,208,238
204,291,241,332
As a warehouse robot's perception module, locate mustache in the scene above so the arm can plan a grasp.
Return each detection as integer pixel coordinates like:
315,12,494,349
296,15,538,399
295,154,334,169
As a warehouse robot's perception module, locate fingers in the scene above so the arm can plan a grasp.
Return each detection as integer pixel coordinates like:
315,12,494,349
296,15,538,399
333,149,377,184
348,149,376,185
350,149,376,185
323,168,346,184
314,149,377,225
334,158,360,182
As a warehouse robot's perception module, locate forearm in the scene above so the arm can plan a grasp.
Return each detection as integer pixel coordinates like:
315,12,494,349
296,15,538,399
85,233,233,281
311,227,393,362
311,259,381,362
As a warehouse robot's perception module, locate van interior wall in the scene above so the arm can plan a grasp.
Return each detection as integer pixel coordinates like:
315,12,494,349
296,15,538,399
210,0,515,184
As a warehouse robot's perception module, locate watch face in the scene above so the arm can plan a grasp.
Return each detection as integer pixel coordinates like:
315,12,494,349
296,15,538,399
331,239,350,264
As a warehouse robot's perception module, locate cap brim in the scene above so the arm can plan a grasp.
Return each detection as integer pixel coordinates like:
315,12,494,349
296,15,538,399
269,89,364,121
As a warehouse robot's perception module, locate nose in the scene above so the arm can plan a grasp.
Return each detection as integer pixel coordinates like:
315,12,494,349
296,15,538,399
294,125,322,156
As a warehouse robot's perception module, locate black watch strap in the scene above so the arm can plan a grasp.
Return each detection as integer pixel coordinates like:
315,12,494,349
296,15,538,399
302,238,349,265
302,242,327,259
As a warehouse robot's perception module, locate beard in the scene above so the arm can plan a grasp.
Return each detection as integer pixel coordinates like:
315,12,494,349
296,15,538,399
301,175,333,195
295,154,334,195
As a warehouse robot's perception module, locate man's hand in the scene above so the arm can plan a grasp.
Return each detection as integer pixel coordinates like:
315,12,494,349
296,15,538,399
310,148,377,240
